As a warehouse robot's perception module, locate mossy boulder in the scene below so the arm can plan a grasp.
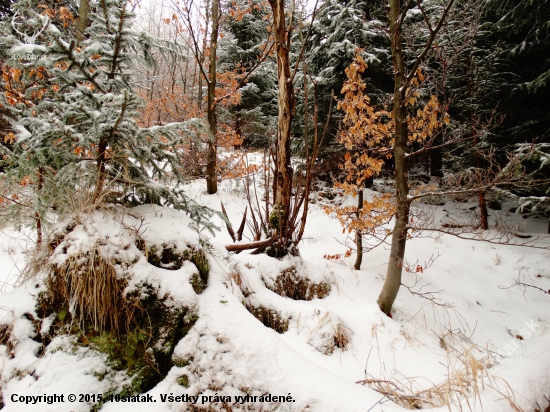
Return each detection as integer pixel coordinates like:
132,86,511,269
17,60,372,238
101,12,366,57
35,282,198,398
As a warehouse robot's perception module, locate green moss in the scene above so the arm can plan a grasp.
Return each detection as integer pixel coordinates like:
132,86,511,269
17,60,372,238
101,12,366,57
190,249,209,281
138,240,205,272
189,249,209,294
57,309,68,322
35,280,199,404
90,329,151,372
83,298,198,399
177,374,189,388
147,244,162,267
172,355,193,368
190,273,205,294
269,204,284,230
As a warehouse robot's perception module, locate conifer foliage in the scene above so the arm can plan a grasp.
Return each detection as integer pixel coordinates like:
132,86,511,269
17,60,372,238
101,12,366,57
0,0,216,235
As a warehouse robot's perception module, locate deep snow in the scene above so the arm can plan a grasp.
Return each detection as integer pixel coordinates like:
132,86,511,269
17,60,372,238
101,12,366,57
0,175,549,412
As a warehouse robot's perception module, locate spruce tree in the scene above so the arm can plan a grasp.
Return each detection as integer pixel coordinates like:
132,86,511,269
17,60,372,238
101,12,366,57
0,0,217,236
305,0,391,149
480,0,550,148
218,0,276,149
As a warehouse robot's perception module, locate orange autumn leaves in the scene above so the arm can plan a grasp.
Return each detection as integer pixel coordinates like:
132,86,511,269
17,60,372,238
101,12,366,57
326,51,449,239
336,51,448,196
336,52,392,195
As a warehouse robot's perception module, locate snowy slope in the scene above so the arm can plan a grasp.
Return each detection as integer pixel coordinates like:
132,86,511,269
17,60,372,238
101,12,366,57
0,177,549,412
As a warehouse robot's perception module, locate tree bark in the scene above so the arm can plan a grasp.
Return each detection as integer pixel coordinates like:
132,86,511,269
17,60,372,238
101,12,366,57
377,0,410,315
354,189,364,270
268,0,294,245
430,136,443,177
206,0,219,194
377,0,455,314
225,236,275,252
198,0,209,111
466,52,488,229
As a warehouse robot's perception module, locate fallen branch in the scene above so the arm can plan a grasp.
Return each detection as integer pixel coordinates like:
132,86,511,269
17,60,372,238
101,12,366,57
499,279,550,295
225,236,275,252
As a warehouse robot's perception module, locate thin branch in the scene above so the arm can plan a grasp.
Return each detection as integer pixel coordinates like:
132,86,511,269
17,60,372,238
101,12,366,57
499,278,550,295
405,0,457,87
289,0,320,83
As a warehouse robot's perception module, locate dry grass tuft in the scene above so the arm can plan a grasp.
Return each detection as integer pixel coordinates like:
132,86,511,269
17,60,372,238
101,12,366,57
359,331,522,411
310,312,354,354
244,303,289,334
228,272,253,297
0,323,14,354
48,247,132,333
268,266,331,301
333,322,353,351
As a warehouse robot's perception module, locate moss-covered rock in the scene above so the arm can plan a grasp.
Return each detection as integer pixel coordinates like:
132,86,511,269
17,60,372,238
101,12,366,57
244,303,289,334
189,248,209,294
266,266,331,301
35,282,198,402
136,241,191,270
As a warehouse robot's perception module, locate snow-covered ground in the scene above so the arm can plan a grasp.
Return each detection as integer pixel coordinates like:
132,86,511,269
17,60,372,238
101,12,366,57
0,173,549,412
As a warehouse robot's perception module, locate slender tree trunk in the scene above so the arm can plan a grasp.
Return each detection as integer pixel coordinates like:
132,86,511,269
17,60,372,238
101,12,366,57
76,0,90,43
234,104,242,149
473,131,488,230
430,138,443,177
206,0,218,194
35,166,43,245
466,54,488,229
268,0,294,246
198,0,209,111
377,0,410,315
365,175,374,188
93,137,108,202
354,189,364,270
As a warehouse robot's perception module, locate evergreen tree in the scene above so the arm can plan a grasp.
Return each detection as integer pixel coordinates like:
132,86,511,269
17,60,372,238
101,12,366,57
480,0,550,148
305,0,391,150
218,0,276,149
0,0,216,237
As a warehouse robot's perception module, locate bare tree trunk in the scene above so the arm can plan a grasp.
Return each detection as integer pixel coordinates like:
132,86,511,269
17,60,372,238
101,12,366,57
477,190,488,228
35,166,43,245
234,104,242,149
377,0,455,315
76,0,90,43
377,0,410,315
430,136,443,177
466,53,488,229
206,0,218,194
198,0,209,112
268,0,294,247
354,189,364,270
